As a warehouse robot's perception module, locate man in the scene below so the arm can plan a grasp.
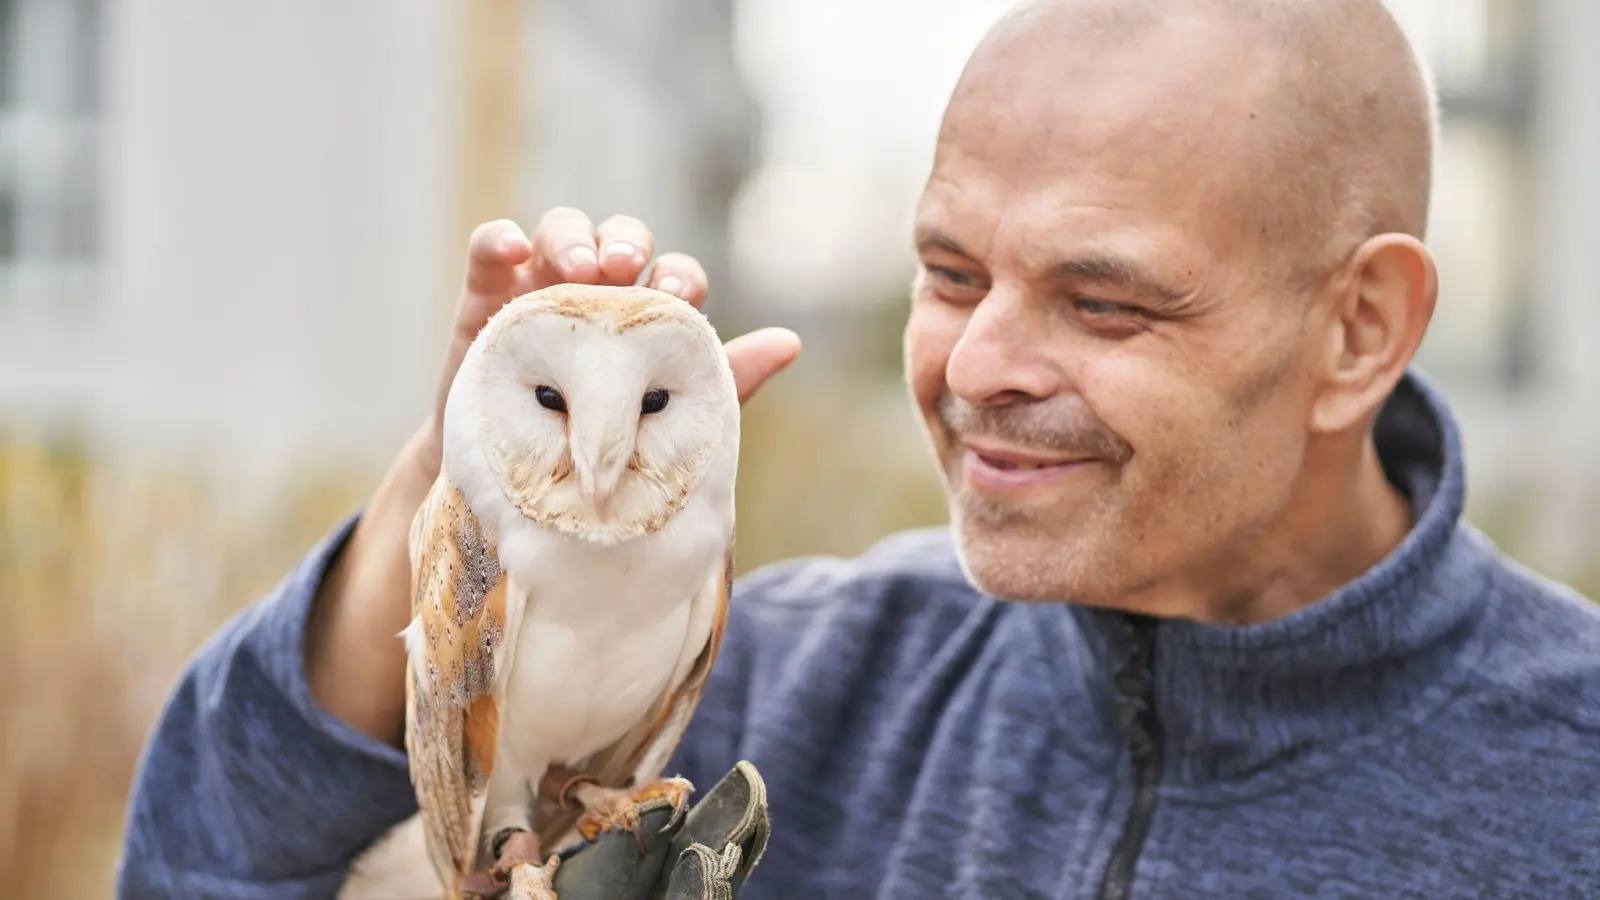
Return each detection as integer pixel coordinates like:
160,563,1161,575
118,1,1600,898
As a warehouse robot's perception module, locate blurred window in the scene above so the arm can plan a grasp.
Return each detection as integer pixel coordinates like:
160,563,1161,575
1385,0,1539,391
0,0,101,309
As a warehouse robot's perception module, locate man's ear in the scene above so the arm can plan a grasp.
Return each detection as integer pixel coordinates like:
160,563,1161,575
1308,233,1438,434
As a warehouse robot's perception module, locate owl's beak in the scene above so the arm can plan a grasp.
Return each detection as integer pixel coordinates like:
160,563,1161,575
572,414,634,519
579,470,616,517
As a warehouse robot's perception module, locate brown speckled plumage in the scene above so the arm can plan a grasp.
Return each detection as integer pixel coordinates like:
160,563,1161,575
405,474,510,890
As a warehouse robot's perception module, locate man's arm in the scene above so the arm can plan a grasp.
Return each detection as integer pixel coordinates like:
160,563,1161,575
114,211,799,899
115,515,419,899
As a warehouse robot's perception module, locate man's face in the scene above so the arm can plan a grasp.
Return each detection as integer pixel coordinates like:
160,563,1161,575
905,18,1326,611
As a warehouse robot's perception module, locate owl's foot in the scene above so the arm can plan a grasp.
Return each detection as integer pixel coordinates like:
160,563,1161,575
506,853,561,900
568,777,696,851
460,828,546,898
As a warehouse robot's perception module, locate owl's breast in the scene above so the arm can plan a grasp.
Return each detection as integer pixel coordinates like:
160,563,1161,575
488,487,730,768
498,588,696,765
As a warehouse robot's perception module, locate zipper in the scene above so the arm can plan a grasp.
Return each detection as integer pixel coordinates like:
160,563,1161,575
1095,614,1163,900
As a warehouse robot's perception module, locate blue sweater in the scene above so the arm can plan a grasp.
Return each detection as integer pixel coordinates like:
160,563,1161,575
117,370,1600,899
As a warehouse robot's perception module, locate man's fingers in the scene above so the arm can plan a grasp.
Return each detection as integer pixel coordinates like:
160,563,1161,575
464,219,533,296
724,328,803,404
596,215,655,286
532,206,601,284
648,252,710,307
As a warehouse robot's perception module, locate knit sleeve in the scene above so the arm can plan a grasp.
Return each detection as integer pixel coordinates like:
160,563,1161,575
114,513,419,900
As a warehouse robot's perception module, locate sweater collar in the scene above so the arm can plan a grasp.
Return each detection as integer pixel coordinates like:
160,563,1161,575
1038,368,1493,784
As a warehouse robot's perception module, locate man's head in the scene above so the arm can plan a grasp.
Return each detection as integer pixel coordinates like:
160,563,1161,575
906,0,1441,619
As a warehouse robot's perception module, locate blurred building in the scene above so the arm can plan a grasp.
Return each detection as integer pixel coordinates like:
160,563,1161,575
1382,0,1600,576
0,0,757,481
0,0,452,478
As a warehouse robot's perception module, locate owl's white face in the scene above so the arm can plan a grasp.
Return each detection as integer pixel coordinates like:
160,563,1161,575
451,287,739,545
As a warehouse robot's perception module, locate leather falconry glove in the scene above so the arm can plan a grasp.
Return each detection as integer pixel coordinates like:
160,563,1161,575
500,760,771,900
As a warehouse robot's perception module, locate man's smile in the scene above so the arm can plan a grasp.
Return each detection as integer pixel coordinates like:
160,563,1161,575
960,440,1101,495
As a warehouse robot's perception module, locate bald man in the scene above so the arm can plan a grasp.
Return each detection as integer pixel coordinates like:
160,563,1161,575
118,1,1600,898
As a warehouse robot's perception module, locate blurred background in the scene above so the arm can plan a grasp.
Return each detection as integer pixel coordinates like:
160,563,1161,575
0,0,1595,894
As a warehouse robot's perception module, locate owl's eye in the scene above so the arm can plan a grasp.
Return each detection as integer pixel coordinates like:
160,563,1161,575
641,388,670,415
535,385,567,413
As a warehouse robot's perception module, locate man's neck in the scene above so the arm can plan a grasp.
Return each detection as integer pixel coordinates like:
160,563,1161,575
1140,434,1415,626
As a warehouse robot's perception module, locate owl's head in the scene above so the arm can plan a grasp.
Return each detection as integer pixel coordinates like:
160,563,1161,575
446,284,740,545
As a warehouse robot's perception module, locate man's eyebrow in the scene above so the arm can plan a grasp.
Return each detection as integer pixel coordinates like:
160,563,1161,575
913,226,971,259
914,227,1189,307
1052,255,1187,305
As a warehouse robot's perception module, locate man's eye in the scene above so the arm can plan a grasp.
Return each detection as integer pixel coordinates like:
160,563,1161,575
927,265,976,287
1074,297,1135,316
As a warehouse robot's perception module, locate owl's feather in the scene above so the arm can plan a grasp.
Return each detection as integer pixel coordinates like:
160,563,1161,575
404,472,510,890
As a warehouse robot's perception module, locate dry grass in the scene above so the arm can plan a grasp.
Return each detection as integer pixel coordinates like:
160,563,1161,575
0,433,377,895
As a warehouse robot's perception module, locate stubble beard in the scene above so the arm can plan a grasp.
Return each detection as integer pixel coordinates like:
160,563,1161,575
921,390,1137,605
944,475,1124,605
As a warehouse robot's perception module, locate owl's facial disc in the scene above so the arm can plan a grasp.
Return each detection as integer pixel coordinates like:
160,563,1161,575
474,300,731,545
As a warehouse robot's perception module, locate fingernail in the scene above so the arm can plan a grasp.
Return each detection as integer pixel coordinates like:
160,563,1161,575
501,235,529,254
657,275,683,296
566,245,598,270
602,241,638,262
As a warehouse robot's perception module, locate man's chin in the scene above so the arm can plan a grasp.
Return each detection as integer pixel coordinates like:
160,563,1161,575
948,511,1099,604
948,486,1046,528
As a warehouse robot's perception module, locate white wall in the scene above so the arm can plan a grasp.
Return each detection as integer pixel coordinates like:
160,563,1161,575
1520,0,1600,575
5,1,458,473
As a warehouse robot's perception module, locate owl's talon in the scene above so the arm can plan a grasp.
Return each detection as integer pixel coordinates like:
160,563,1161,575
459,870,508,898
506,854,561,900
575,796,642,847
570,776,695,850
460,828,544,897
492,830,545,880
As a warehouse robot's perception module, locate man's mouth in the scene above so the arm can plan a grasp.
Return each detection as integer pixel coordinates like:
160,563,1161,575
961,441,1098,496
976,454,1073,471
967,442,1087,469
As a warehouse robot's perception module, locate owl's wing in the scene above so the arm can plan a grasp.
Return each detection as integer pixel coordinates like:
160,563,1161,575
533,540,736,850
404,472,511,893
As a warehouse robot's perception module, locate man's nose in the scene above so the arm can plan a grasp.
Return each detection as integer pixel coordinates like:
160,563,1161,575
944,286,1063,406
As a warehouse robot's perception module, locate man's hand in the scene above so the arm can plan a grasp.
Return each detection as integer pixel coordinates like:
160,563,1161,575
304,209,801,746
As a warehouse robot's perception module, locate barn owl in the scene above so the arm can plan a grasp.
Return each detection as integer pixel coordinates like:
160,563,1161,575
339,284,741,900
